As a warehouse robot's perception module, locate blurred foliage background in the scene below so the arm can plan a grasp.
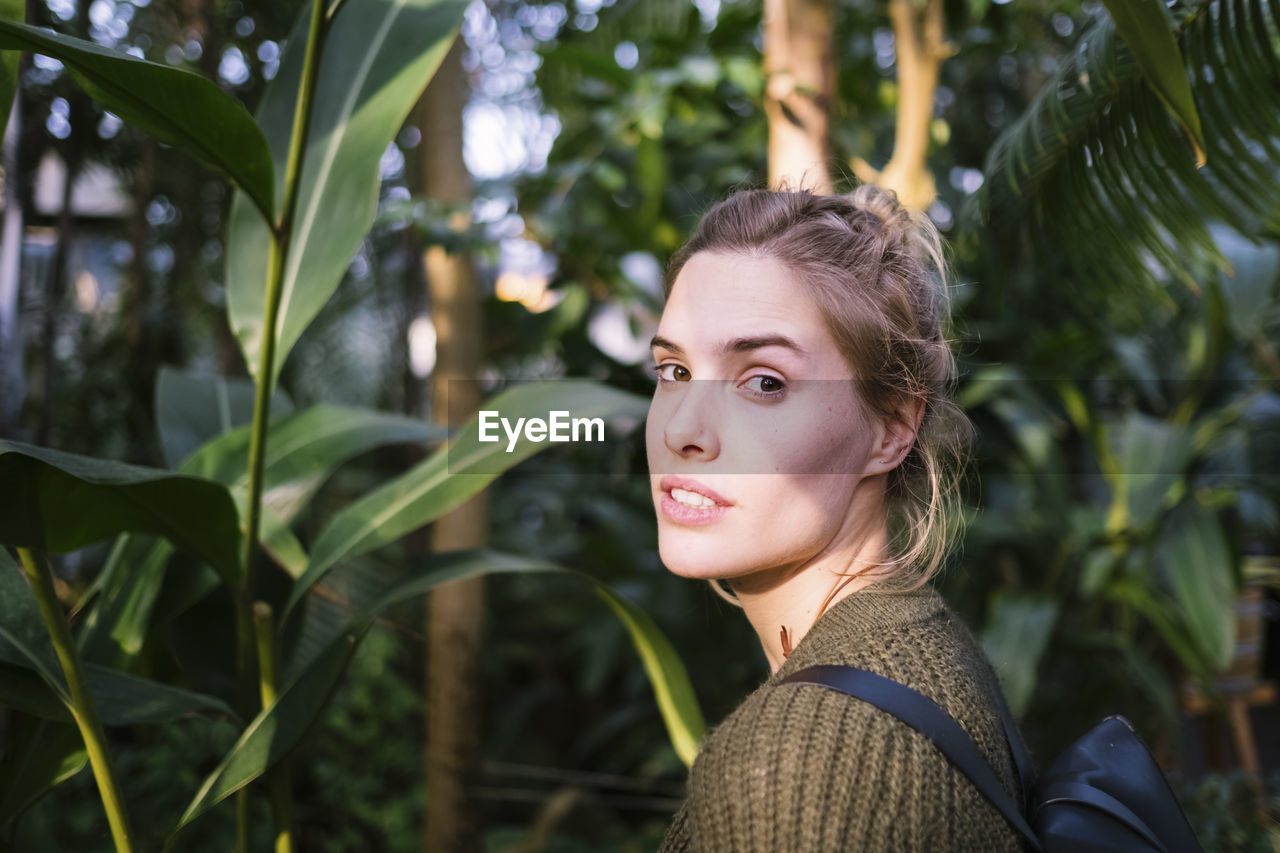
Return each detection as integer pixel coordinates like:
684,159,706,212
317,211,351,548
1,0,1279,849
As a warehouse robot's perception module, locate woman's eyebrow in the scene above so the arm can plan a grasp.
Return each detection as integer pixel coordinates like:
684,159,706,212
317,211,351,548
649,334,808,358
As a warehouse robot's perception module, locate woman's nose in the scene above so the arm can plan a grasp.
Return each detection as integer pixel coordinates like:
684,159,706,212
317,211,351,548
660,381,720,460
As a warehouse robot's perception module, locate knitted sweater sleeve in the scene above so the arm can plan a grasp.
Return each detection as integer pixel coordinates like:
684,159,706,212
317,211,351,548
672,678,1020,852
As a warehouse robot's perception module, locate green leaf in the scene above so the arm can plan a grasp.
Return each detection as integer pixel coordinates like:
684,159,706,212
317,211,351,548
148,562,223,628
966,0,991,22
76,535,174,667
170,618,368,845
1101,0,1205,164
0,440,241,585
0,549,239,727
0,642,239,726
1079,546,1118,597
155,366,294,469
1107,413,1193,531
1210,224,1280,340
989,397,1060,473
1159,499,1236,669
967,3,1280,298
280,556,399,681
539,42,632,89
260,527,310,579
1104,575,1210,676
0,21,273,222
178,404,444,577
169,550,703,846
0,547,68,698
721,55,763,98
181,405,443,496
1112,633,1182,740
80,663,238,726
226,0,468,387
592,583,703,765
980,591,1058,718
71,370,294,655
0,661,67,719
0,721,87,826
284,380,648,620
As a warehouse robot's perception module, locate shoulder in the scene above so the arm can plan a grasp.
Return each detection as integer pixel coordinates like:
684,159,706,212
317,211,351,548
781,586,1021,789
681,674,954,851
677,596,1025,851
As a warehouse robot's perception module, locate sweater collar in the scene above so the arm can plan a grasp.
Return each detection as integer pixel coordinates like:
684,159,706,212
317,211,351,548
767,581,947,684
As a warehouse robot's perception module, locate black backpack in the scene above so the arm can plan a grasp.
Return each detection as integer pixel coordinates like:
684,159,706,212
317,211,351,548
779,664,1204,852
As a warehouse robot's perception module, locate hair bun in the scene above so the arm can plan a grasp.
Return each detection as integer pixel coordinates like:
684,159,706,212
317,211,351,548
846,183,948,283
847,183,915,246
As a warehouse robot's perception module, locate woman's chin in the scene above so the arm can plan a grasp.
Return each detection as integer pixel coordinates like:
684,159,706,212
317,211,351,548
661,560,724,581
657,538,754,581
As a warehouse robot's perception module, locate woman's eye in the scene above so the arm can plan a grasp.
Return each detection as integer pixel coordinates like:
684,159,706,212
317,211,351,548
656,363,691,382
742,374,786,398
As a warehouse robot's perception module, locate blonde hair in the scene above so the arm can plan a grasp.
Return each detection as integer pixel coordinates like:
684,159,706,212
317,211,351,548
663,184,973,605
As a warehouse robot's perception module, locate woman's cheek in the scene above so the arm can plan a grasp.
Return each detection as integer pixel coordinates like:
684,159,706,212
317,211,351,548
644,406,670,467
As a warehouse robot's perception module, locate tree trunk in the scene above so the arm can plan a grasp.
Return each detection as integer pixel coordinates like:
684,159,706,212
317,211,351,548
850,0,953,211
0,89,25,437
763,0,835,193
123,138,157,458
418,37,487,853
34,0,93,448
0,0,39,439
35,146,80,447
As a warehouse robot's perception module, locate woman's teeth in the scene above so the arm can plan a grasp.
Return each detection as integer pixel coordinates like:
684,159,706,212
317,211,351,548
671,487,717,508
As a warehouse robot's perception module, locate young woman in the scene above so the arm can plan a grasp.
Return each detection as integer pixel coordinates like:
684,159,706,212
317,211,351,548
647,185,1025,851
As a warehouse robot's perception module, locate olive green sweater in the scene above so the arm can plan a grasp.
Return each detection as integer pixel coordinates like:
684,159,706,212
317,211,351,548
658,582,1027,852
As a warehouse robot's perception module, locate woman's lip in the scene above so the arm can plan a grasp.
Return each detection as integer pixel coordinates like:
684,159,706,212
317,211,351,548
659,492,731,525
658,475,732,506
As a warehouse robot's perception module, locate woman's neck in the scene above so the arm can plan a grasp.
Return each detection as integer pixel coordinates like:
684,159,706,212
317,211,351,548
729,524,893,675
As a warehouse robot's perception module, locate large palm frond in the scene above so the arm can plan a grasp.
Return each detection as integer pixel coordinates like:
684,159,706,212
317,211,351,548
963,0,1280,294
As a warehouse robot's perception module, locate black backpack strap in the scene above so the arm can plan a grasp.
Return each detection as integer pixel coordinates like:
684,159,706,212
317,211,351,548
780,664,1042,852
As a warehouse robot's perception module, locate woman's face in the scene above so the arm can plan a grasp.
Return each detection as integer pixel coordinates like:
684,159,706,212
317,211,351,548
646,250,891,590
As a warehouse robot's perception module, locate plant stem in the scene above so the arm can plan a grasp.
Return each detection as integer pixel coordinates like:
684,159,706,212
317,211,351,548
236,1,327,850
279,0,328,239
236,792,252,853
255,603,294,853
253,601,278,710
17,548,135,853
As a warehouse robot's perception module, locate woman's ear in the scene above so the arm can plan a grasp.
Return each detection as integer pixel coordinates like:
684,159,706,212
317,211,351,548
867,397,925,476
